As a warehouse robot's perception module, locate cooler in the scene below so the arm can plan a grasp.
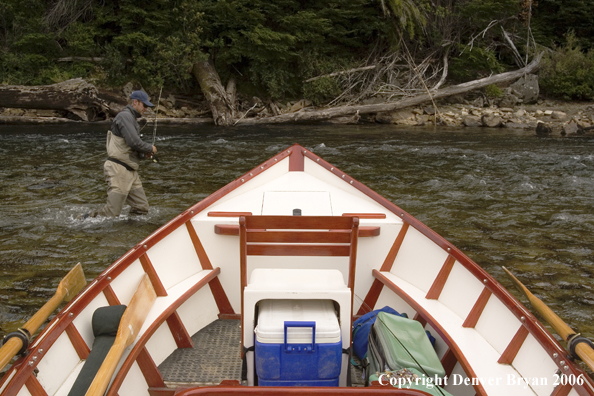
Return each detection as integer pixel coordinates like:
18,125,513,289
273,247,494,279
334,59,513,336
254,299,342,386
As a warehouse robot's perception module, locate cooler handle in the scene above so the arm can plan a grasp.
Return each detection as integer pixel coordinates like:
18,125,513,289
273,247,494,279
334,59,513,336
284,321,316,352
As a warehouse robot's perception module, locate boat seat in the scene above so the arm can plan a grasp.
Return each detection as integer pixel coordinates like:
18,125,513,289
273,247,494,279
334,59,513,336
239,215,359,386
374,270,552,396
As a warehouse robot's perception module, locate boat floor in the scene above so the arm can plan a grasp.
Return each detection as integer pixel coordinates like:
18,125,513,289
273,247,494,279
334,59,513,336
158,319,365,387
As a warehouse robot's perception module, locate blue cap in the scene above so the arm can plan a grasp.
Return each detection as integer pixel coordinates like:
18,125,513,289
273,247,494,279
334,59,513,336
130,90,154,107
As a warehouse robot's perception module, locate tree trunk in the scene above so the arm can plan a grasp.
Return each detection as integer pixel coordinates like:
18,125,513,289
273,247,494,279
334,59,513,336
235,53,543,125
0,78,122,121
192,59,234,126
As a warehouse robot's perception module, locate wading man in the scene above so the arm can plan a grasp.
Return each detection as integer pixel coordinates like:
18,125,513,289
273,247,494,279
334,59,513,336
89,90,157,218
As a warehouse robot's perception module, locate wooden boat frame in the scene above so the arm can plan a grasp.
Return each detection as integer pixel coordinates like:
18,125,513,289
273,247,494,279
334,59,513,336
1,144,593,396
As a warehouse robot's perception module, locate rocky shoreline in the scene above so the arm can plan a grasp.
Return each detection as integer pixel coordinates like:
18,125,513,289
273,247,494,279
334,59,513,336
375,100,594,136
1,90,593,136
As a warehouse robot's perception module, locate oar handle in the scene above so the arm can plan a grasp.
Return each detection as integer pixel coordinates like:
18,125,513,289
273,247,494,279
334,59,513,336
0,338,24,371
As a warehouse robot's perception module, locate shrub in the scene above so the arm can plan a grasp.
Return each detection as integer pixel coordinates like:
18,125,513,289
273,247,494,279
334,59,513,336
539,33,594,100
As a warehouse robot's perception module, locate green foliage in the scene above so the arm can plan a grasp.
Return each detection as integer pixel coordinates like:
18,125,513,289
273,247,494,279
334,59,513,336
199,0,387,99
449,45,505,82
484,84,504,98
532,0,594,49
539,33,594,100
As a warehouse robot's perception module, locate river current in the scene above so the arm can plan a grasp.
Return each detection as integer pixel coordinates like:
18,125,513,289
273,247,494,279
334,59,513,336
1,124,593,347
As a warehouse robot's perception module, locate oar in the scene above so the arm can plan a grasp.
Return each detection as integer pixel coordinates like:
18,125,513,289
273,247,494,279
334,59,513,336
85,274,156,396
0,263,86,371
503,266,594,371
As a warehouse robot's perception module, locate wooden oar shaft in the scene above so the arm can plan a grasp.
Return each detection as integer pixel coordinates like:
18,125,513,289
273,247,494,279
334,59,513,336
85,338,128,396
0,263,86,372
503,266,594,371
0,338,24,371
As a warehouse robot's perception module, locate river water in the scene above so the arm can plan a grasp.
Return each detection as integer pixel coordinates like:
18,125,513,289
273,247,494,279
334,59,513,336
1,124,594,347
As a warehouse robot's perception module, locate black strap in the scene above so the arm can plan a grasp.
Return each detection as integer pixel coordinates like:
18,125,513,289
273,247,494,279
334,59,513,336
107,157,134,172
567,333,594,360
3,328,32,355
241,346,255,382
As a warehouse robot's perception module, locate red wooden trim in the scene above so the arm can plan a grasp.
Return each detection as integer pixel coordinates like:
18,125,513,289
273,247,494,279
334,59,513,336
218,313,241,320
140,253,168,297
136,347,166,388
359,226,380,237
342,213,386,219
441,348,458,378
551,383,573,396
245,215,354,229
214,224,239,235
426,255,455,300
247,230,351,243
463,288,492,328
166,312,194,348
176,385,432,395
498,325,529,364
149,388,186,396
356,279,384,315
372,270,487,396
25,374,47,396
380,222,409,272
65,323,90,359
289,147,304,171
106,268,220,396
247,244,351,256
186,221,214,270
413,312,428,328
103,285,121,305
215,224,379,237
208,211,252,217
208,277,235,316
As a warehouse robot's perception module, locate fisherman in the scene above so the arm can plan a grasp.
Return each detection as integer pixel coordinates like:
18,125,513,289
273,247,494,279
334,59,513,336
86,90,157,218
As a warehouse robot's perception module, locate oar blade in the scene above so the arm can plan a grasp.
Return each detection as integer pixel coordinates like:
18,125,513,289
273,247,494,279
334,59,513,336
85,274,156,396
120,274,157,346
57,262,87,302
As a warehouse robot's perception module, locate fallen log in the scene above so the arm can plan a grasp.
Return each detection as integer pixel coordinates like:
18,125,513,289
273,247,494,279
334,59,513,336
192,58,235,126
236,53,543,125
0,78,122,121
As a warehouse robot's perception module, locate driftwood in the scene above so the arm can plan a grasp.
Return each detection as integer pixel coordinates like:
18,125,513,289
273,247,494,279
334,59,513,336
192,58,235,126
236,54,542,125
0,78,123,121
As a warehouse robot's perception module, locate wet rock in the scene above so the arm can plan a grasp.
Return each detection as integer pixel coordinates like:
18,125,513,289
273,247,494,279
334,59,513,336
389,110,416,125
510,74,539,103
535,121,552,135
562,120,580,135
498,93,520,108
463,115,482,127
481,113,502,128
472,96,485,108
551,111,567,120
424,106,436,115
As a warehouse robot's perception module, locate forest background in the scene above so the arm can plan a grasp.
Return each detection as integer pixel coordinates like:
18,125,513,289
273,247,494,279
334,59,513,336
1,0,594,108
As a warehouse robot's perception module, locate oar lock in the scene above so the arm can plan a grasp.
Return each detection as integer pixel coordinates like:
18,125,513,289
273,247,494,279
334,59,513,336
566,333,594,361
2,328,32,355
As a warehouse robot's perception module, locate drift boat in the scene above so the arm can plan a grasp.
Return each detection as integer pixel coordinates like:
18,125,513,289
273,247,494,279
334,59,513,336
1,144,593,396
